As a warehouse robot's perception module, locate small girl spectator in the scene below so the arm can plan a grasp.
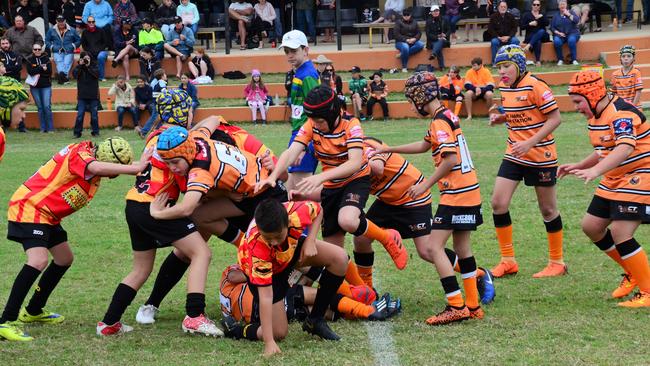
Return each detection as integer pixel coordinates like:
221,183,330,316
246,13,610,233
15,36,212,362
139,47,161,82
367,71,389,121
348,66,368,120
244,69,268,125
179,73,199,117
133,75,156,138
188,47,215,83
439,65,465,116
108,75,138,131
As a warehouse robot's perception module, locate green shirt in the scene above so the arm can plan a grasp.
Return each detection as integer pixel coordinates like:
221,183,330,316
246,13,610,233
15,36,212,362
349,77,368,97
138,28,165,47
290,60,320,131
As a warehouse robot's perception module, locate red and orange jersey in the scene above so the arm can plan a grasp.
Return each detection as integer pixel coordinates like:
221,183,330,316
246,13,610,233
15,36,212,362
237,201,321,286
588,97,650,203
185,127,271,197
8,141,100,225
294,115,370,188
464,66,494,88
610,67,643,109
439,75,464,95
0,127,5,162
220,264,254,323
214,120,277,163
499,73,559,167
364,138,432,207
424,106,481,207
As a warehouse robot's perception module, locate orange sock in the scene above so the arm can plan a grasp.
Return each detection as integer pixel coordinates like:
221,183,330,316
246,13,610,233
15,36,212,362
494,213,515,259
345,260,366,286
605,247,629,269
337,296,374,319
338,281,353,298
357,266,373,288
620,241,650,293
362,219,389,244
459,257,479,308
446,292,464,308
477,267,486,277
545,216,564,262
441,276,464,307
454,101,462,116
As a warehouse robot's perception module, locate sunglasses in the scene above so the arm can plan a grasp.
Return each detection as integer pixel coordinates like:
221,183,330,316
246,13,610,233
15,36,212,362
532,3,541,5
87,20,95,24
33,48,42,51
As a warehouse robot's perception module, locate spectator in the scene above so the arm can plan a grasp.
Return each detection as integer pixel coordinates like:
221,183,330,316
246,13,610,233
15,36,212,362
138,47,160,82
487,1,519,63
463,56,494,120
296,0,316,43
372,0,405,43
444,0,462,44
164,16,195,79
229,0,253,51
138,18,165,60
521,0,548,67
551,0,580,65
81,15,111,81
188,47,215,81
72,51,100,138
316,0,335,43
138,68,168,136
252,0,276,48
74,0,89,29
155,0,177,35
4,15,43,63
394,8,425,73
112,19,139,81
0,50,26,133
60,0,77,28
425,5,450,71
26,43,54,133
131,0,156,12
367,71,389,121
321,63,344,100
12,0,41,24
113,0,138,29
439,65,464,116
244,69,268,125
0,37,23,82
177,0,200,35
133,74,156,138
0,12,10,30
348,66,368,119
108,75,138,131
82,0,114,29
179,73,199,116
45,15,81,85
569,0,591,33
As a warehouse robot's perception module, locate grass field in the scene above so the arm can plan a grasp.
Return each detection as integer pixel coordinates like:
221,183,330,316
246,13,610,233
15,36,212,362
1,113,649,365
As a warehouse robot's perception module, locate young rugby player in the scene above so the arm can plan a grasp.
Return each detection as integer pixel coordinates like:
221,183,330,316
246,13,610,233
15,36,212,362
489,45,567,278
0,137,149,341
0,76,28,162
560,70,650,307
610,45,643,111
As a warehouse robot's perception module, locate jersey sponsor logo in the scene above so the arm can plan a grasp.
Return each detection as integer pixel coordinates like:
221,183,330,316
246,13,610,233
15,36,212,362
408,222,428,232
630,176,640,185
516,95,528,101
538,171,552,183
187,223,195,229
345,193,361,204
58,146,70,156
32,229,44,236
436,130,450,143
542,90,553,101
443,109,460,125
618,204,638,214
613,118,633,135
291,105,304,119
433,216,443,224
61,185,89,211
195,139,209,160
451,214,476,224
350,125,363,138
544,151,552,159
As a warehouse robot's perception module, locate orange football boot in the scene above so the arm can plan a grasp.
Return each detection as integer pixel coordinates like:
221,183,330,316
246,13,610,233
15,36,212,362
532,262,568,278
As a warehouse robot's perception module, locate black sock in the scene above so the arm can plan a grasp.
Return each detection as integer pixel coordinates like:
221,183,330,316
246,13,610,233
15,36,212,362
310,269,345,320
353,251,374,267
102,283,137,325
444,248,458,269
594,229,615,251
242,323,261,341
217,221,243,244
304,266,324,281
185,292,206,318
0,264,41,323
25,261,70,316
145,251,189,308
440,276,461,298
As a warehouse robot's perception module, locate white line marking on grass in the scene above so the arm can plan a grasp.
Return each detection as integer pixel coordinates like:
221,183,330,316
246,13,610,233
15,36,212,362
364,274,401,366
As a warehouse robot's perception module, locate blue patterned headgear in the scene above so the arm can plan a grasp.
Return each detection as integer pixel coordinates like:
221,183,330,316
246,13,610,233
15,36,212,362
156,88,193,127
495,45,527,78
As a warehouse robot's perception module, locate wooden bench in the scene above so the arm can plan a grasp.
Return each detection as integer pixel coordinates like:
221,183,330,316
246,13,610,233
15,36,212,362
196,26,226,50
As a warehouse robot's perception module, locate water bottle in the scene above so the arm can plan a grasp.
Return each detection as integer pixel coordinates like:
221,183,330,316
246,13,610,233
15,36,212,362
274,93,280,106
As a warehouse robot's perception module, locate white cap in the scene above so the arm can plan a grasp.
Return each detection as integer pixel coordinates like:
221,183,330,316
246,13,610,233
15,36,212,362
279,30,309,50
430,5,440,11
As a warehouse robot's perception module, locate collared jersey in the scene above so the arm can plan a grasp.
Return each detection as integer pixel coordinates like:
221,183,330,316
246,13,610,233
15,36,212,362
464,66,494,89
610,67,643,109
424,106,481,206
294,115,370,189
8,141,99,225
237,201,321,286
290,60,320,131
499,72,559,167
219,264,254,323
588,96,650,203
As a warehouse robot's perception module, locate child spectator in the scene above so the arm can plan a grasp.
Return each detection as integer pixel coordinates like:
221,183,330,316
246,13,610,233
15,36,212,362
138,47,160,83
108,75,138,131
348,66,368,120
439,65,465,117
463,57,494,120
133,75,156,138
244,69,268,125
188,47,215,82
150,68,168,99
366,71,389,121
610,45,643,111
179,73,199,122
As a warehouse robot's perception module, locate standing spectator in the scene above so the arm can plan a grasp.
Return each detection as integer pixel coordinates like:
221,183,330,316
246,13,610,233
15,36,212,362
252,0,276,48
82,0,114,49
551,0,580,65
296,0,316,43
372,0,405,43
244,69,268,125
179,73,199,116
155,0,177,35
521,0,548,67
138,47,160,82
138,18,165,60
45,15,81,85
12,0,41,24
394,8,425,73
316,0,335,43
188,47,215,81
112,19,139,81
26,43,54,133
463,57,494,120
113,0,138,29
444,0,462,44
425,5,450,71
81,15,111,81
164,16,195,79
133,75,155,138
366,71,389,121
108,75,138,131
176,0,200,35
229,0,253,51
487,1,519,63
72,51,100,138
348,66,368,119
4,15,44,63
0,38,23,82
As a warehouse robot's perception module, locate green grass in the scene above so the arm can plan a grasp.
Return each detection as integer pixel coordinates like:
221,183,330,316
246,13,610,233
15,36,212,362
1,114,649,365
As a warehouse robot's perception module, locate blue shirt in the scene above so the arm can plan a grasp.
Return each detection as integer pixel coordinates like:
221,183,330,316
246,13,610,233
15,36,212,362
551,10,580,37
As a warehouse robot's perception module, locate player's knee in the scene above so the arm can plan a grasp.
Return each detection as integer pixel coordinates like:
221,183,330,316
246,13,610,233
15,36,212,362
28,255,49,271
540,207,558,221
416,244,435,263
273,327,288,341
56,254,74,267
338,210,360,233
581,217,602,240
330,247,349,274
491,197,507,213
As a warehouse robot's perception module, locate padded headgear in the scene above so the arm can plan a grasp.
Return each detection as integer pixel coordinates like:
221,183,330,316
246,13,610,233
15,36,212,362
156,126,196,163
156,88,193,127
619,44,635,57
494,44,527,79
568,70,607,115
95,137,134,164
304,86,341,131
404,71,439,116
0,76,29,123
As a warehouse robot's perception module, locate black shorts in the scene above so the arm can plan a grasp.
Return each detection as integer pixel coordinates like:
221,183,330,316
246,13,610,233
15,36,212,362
432,204,483,231
587,195,650,223
320,176,371,237
230,182,288,232
497,159,557,187
366,200,432,239
440,86,464,101
125,200,198,251
7,221,68,250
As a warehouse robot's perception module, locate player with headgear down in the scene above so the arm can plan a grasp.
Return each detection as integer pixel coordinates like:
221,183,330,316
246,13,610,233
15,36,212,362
0,136,149,341
559,70,650,307
373,71,485,325
488,45,567,279
0,76,29,162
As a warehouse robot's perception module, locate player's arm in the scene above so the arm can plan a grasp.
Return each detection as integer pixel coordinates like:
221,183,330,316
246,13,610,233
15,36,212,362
632,89,642,106
87,148,152,177
557,151,600,178
511,109,561,157
368,158,385,177
190,115,223,135
258,285,281,357
149,190,203,219
296,147,363,194
408,152,457,198
300,209,323,262
255,142,305,193
380,140,431,155
572,144,634,183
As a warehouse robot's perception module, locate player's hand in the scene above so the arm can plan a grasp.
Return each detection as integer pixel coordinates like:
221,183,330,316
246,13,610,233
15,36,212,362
150,192,170,217
291,151,306,167
263,341,281,357
475,88,482,97
135,147,153,171
296,175,323,195
299,239,318,262
288,189,306,201
372,145,389,155
254,178,276,194
557,163,578,179
571,168,600,183
407,183,429,199
488,113,505,126
510,140,534,157
260,150,275,172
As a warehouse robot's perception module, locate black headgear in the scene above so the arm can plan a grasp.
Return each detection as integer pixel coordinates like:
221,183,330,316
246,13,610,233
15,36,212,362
304,86,341,132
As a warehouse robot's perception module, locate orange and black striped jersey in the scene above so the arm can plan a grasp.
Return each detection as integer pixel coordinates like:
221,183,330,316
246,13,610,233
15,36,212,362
364,138,432,207
424,106,481,207
238,201,321,286
186,127,271,197
219,264,254,323
588,96,650,203
464,66,494,89
212,119,277,162
610,67,643,109
499,72,559,167
294,115,370,188
8,141,99,225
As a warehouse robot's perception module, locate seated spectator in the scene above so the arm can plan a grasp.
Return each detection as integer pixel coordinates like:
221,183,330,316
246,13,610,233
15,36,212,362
81,15,111,81
179,73,199,117
12,0,41,24
0,37,24,82
313,54,333,74
133,75,156,138
439,65,465,116
551,0,580,65
367,71,389,121
46,15,81,85
252,0,276,48
26,43,54,133
177,0,200,35
4,15,43,63
425,5,450,71
488,1,520,63
444,0,462,44
74,0,88,30
138,18,165,60
164,16,195,79
138,68,168,136
155,0,177,35
348,66,368,119
316,0,335,43
244,69,268,125
188,47,215,81
320,63,344,101
521,0,548,67
372,0,405,43
138,47,160,82
83,0,115,48
60,0,77,28
229,0,254,50
394,8,425,73
569,0,590,32
113,0,138,29
108,75,138,131
463,57,494,120
112,19,139,81
72,51,100,138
